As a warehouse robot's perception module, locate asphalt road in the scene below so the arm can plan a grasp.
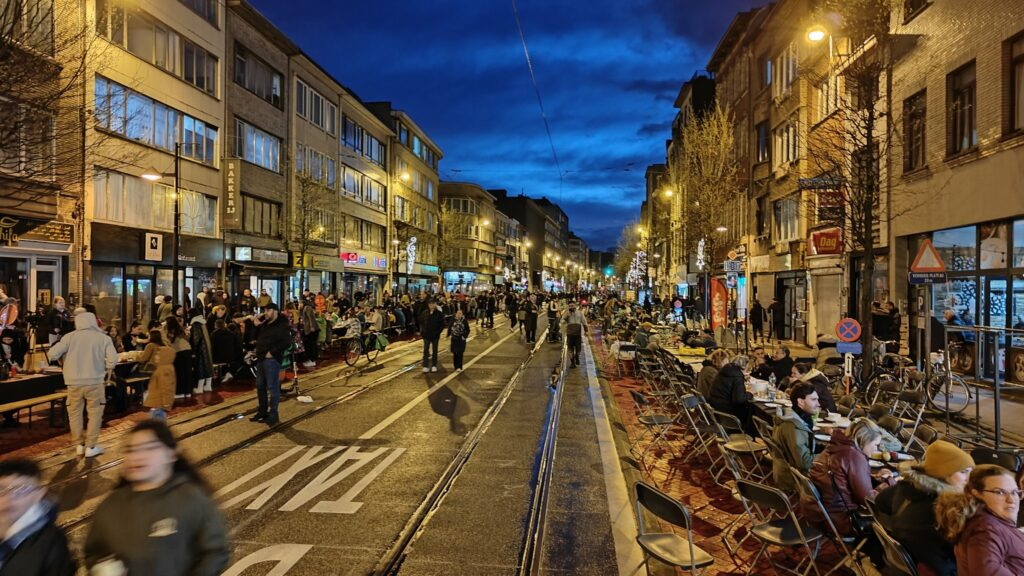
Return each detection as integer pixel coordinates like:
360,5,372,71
50,316,629,575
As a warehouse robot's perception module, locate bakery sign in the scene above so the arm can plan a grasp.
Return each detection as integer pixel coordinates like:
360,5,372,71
810,227,843,255
0,215,74,247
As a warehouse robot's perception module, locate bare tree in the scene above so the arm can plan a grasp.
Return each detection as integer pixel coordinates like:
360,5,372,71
612,218,641,280
291,171,335,293
437,201,473,276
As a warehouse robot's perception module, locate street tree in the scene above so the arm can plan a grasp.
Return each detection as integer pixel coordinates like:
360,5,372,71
291,170,335,293
613,219,642,284
437,201,473,277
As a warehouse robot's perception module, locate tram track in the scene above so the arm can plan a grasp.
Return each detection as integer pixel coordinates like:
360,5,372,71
55,319,516,533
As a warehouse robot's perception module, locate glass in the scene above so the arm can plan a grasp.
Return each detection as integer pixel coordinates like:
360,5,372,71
130,277,152,328
1014,220,1024,268
980,488,1023,499
85,265,123,328
932,277,977,327
980,222,1009,269
933,226,977,271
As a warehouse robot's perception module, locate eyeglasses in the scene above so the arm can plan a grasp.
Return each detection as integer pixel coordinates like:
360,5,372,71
0,484,41,498
980,488,1024,500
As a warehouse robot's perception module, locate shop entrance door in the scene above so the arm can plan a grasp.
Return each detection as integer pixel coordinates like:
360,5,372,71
125,266,155,329
980,275,1007,379
775,275,807,343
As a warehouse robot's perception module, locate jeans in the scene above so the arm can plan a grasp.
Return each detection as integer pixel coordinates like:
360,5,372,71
422,337,439,368
567,334,582,365
256,357,282,419
67,384,105,448
150,407,167,420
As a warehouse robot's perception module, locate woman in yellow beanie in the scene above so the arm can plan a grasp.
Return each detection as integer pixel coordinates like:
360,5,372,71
874,440,974,576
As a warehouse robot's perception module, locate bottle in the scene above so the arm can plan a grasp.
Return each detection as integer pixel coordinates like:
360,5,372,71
768,373,776,388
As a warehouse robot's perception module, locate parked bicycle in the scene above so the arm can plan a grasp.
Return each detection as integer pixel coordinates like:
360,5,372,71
342,322,384,367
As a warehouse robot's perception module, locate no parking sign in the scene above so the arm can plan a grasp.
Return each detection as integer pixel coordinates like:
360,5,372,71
835,317,861,343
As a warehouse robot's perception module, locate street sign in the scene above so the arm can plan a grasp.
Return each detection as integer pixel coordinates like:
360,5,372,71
724,259,742,272
836,341,862,355
909,239,947,283
835,317,862,342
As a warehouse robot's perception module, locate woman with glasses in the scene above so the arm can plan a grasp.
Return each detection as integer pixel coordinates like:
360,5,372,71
935,464,1024,575
84,419,228,576
0,459,75,575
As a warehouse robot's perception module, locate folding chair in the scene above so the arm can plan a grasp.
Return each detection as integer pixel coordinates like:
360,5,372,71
752,414,774,441
629,389,677,464
970,448,1023,473
876,414,904,439
735,479,824,576
867,403,890,421
615,342,638,377
893,390,927,450
634,481,714,576
712,410,770,484
789,467,867,576
675,394,721,466
835,394,858,418
871,521,919,576
871,378,903,405
907,423,939,458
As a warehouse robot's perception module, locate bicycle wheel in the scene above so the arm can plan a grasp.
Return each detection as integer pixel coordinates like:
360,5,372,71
927,373,971,414
365,338,380,362
344,338,362,366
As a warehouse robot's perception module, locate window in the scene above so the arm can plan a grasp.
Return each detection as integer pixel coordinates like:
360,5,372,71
365,133,385,166
761,55,772,89
181,39,216,95
772,43,797,100
394,195,408,222
817,74,840,121
235,119,280,172
295,79,335,134
773,195,799,242
755,196,768,236
93,168,216,236
234,44,282,108
364,177,384,208
181,114,218,165
0,101,54,179
903,90,926,172
947,61,977,155
756,122,769,163
772,118,798,168
342,165,362,199
412,135,422,156
342,116,363,152
933,226,977,271
326,157,336,189
399,124,409,146
295,143,303,173
904,0,928,21
313,210,336,244
1014,219,1024,268
179,0,217,27
1009,34,1024,133
362,222,386,250
242,194,280,237
295,79,308,118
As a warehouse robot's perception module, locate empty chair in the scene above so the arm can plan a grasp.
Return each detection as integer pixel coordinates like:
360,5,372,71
629,389,676,464
872,378,903,405
736,479,824,576
634,481,714,576
908,423,940,457
614,342,638,377
835,394,858,418
894,389,928,449
969,448,1023,473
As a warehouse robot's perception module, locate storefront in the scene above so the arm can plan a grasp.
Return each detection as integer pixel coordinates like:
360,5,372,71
396,263,439,295
86,223,223,329
0,214,73,312
228,246,290,308
340,250,388,303
806,227,845,346
443,270,494,294
905,218,1024,382
288,253,344,300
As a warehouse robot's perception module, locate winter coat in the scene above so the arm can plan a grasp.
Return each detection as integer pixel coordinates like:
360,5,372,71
300,305,318,335
0,500,76,576
448,317,470,353
210,328,243,366
237,294,257,315
43,307,72,341
189,317,214,380
767,355,794,385
46,312,118,386
801,369,837,412
254,316,292,362
956,509,1024,576
84,474,229,576
157,302,173,322
750,302,765,328
141,344,176,411
805,430,889,535
695,364,719,399
771,407,816,492
420,308,446,340
708,363,748,417
874,468,960,576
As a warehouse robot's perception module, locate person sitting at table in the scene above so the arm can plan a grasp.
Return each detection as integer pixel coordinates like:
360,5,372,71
0,328,27,369
875,440,974,576
103,325,125,354
123,321,146,352
805,419,895,568
765,345,794,387
750,347,774,380
792,362,837,413
696,349,729,399
771,383,819,492
708,354,754,434
935,464,1024,575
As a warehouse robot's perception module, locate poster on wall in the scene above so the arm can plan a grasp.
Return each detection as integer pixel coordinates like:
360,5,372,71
144,233,163,261
979,221,1008,269
711,278,728,330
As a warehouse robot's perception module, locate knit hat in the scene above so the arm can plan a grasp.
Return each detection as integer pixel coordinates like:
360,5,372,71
920,440,974,479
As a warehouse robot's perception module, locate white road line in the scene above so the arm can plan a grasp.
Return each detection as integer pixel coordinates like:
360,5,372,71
583,339,645,576
358,329,520,439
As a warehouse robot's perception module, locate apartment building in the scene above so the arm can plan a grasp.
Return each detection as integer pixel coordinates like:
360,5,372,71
494,209,527,290
643,163,670,297
223,0,298,307
368,102,443,295
84,0,226,328
492,190,547,290
439,182,498,294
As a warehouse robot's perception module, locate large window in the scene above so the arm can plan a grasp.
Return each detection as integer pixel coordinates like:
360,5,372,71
772,118,798,168
93,168,217,236
179,0,217,26
446,197,478,214
363,221,386,251
756,121,769,163
933,226,976,271
364,177,385,208
295,79,307,118
95,76,218,166
772,43,798,100
817,74,840,121
365,133,385,166
947,62,977,155
903,90,927,172
773,195,799,242
342,116,363,153
234,44,282,108
242,194,280,237
0,101,53,179
295,79,336,135
342,165,362,199
235,119,280,172
1009,33,1024,134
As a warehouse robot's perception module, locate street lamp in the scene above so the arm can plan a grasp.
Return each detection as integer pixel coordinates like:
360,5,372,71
715,225,728,233
142,142,181,305
807,25,827,43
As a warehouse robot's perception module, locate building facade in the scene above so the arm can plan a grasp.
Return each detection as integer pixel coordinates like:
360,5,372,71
439,182,498,294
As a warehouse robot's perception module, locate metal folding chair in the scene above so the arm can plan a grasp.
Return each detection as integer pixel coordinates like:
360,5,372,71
735,479,824,576
629,389,677,464
871,521,919,576
789,467,867,576
634,481,714,576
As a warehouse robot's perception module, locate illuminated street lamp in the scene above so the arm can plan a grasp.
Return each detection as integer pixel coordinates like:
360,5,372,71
715,225,728,233
807,25,827,43
142,142,181,304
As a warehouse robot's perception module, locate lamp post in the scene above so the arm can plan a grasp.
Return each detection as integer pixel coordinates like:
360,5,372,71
143,142,181,305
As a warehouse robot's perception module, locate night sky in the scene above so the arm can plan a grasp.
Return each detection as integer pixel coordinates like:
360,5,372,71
250,0,766,251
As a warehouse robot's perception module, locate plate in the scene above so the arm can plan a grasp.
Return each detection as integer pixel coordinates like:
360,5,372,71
896,453,914,461
752,398,773,403
763,402,782,408
868,460,884,468
814,433,831,442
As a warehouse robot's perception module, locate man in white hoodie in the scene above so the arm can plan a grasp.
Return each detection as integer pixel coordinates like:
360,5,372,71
47,311,118,457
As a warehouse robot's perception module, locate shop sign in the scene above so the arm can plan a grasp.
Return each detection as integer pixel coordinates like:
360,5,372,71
419,264,439,275
234,247,289,265
810,227,842,255
749,255,770,273
311,256,344,272
222,158,241,230
144,233,163,261
340,252,388,270
0,215,74,247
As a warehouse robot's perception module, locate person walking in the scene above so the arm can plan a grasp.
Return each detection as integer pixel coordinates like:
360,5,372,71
250,303,292,425
47,311,117,457
523,294,539,343
189,314,214,394
0,459,76,575
138,330,175,420
83,420,229,576
563,301,588,368
507,293,519,332
299,300,319,368
750,298,766,343
448,308,470,371
768,296,785,342
420,299,445,373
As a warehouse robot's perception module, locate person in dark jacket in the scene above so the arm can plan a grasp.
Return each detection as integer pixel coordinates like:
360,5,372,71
696,349,730,399
84,420,228,576
0,328,27,368
750,298,766,343
0,459,75,576
768,297,785,341
771,383,819,492
448,309,470,371
250,303,293,425
766,345,794,387
42,296,73,345
237,288,257,316
792,362,837,413
420,299,445,372
708,355,753,434
875,440,974,576
210,319,243,383
523,294,539,343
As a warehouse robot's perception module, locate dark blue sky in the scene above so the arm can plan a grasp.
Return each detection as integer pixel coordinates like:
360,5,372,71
250,0,764,251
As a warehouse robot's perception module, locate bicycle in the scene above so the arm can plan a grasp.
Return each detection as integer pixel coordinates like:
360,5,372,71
342,323,382,367
922,349,972,414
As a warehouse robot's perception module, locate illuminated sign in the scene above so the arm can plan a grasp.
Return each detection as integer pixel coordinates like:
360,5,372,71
406,237,417,274
340,252,388,269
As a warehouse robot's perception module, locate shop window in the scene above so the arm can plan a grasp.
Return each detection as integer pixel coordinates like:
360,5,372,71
933,226,976,271
1014,219,1024,268
932,277,977,328
979,221,1009,269
1012,275,1024,349
85,265,124,328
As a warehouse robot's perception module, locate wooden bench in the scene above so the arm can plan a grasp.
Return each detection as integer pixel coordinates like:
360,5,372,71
0,391,68,428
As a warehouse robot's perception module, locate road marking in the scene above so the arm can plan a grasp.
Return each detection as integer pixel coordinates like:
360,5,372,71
281,446,388,512
222,544,312,576
309,447,406,514
219,446,345,510
583,340,644,576
358,329,519,439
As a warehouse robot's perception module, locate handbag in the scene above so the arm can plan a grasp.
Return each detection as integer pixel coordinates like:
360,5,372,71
375,333,389,351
